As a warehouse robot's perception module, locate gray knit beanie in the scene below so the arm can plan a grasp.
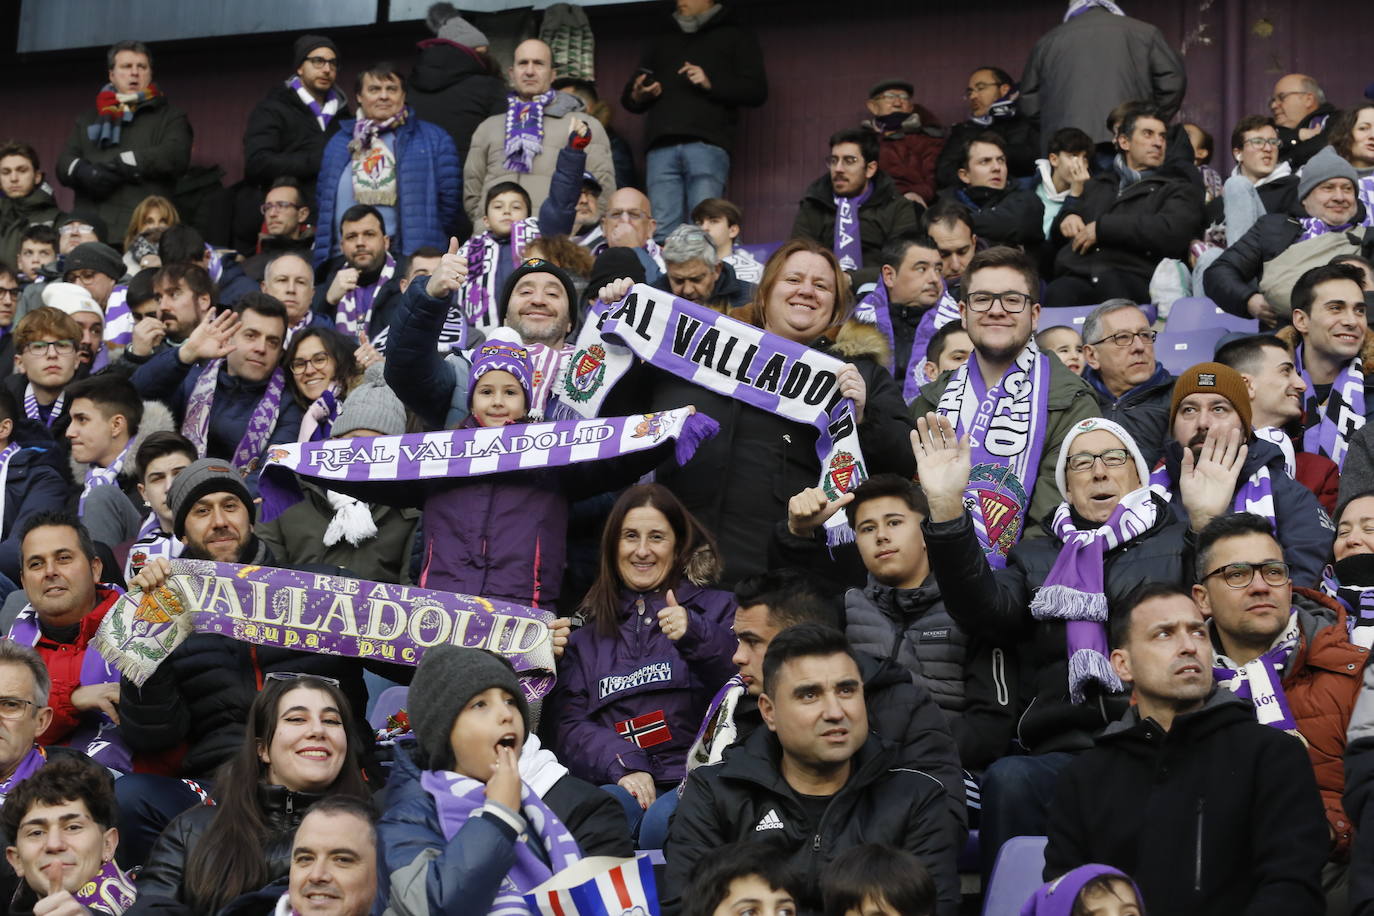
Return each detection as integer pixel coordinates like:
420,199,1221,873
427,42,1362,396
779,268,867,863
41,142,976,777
167,458,255,539
333,364,406,437
408,646,530,769
1299,146,1360,202
427,3,489,49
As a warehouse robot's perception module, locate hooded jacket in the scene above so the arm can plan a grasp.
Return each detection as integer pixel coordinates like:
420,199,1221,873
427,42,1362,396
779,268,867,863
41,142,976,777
408,40,508,162
242,82,345,203
923,495,1183,755
619,4,768,154
550,580,737,787
1082,362,1175,467
1045,689,1329,916
789,171,919,287
662,727,961,916
314,109,461,264
1157,437,1334,588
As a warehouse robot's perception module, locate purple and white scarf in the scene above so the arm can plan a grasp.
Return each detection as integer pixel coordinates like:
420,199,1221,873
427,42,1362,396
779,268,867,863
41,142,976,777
833,183,873,271
463,219,540,329
102,285,133,348
503,90,557,174
522,343,573,421
73,860,137,914
336,254,396,337
182,361,288,478
421,769,582,916
934,342,1052,567
24,383,63,429
1030,488,1156,703
79,440,133,515
684,674,747,777
1294,342,1365,468
1297,217,1355,241
554,285,869,545
1213,612,1300,730
348,110,407,206
1254,426,1297,478
1065,0,1124,19
854,280,960,400
0,745,45,803
299,388,341,443
123,513,182,581
1359,175,1374,226
1322,567,1374,649
287,75,345,131
1148,457,1277,531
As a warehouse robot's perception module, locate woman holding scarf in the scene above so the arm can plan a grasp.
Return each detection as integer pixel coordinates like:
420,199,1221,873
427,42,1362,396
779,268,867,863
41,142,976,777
130,675,372,915
594,238,916,586
284,326,362,442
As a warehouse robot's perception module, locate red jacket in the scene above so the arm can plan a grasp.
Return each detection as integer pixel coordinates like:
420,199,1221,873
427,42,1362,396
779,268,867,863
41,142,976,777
33,588,121,745
1295,452,1339,514
865,110,946,205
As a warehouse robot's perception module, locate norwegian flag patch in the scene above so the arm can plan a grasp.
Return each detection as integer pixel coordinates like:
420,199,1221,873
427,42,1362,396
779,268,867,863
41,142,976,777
614,710,671,749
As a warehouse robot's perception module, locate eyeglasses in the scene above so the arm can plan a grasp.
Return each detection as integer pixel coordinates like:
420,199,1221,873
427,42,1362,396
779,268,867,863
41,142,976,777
59,223,94,236
1089,329,1158,348
826,155,862,168
23,339,76,356
288,352,334,374
873,91,910,102
1242,137,1282,149
965,291,1031,312
0,287,18,301
1065,448,1131,473
303,56,338,69
261,201,301,214
963,81,1000,98
1202,561,1290,589
1270,90,1311,106
0,697,38,720
605,209,648,222
264,671,342,688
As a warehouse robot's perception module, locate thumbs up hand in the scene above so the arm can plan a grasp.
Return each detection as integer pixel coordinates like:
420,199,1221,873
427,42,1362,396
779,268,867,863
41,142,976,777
427,237,468,299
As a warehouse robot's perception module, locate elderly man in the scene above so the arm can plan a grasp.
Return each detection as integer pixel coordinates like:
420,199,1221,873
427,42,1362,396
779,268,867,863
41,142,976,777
861,78,945,206
261,250,330,336
1207,147,1365,323
57,40,191,242
314,62,460,264
1080,300,1174,465
650,223,753,311
598,187,665,281
465,39,615,224
936,66,1038,190
1272,73,1336,168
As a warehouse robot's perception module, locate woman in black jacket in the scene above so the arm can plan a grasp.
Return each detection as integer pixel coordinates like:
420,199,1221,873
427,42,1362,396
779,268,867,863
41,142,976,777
128,675,371,915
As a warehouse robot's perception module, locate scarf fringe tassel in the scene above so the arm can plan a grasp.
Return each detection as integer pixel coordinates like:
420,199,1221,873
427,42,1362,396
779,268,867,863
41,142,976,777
674,412,720,466
1030,584,1108,622
1068,648,1123,704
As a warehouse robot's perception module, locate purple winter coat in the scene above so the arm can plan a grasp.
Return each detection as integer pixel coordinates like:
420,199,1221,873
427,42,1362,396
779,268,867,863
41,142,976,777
551,581,738,788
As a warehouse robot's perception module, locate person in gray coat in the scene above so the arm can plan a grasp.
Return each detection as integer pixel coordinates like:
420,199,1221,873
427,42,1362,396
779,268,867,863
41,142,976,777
1019,1,1186,152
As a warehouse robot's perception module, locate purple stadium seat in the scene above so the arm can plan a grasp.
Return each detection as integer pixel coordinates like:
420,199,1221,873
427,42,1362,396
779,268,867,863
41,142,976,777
981,835,1048,916
1039,305,1099,332
739,241,781,265
1165,297,1259,334
1155,327,1227,375
368,685,409,731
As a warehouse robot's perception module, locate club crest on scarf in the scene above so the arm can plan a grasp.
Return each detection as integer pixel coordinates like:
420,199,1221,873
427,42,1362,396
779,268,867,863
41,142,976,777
967,464,1028,556
632,413,668,442
823,450,864,500
566,344,608,402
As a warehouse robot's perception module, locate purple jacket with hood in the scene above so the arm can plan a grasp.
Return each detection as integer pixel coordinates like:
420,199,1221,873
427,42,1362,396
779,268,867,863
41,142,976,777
552,579,738,787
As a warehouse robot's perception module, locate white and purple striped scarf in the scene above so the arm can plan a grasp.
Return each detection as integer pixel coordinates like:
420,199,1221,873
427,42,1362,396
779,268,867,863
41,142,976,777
287,75,345,131
1297,217,1355,241
79,439,132,515
1030,488,1156,703
336,254,396,337
1359,174,1374,226
553,285,870,545
1295,341,1365,468
462,219,540,329
182,361,288,478
1065,0,1124,19
1212,612,1300,730
935,342,1051,567
833,183,873,271
123,513,182,581
421,769,582,916
103,284,133,348
503,90,556,174
23,384,63,429
854,280,959,401
1148,458,1277,530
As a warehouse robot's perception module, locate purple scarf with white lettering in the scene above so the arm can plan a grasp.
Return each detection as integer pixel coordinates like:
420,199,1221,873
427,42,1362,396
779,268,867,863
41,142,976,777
1213,613,1300,730
337,254,396,337
934,342,1051,567
422,769,582,916
503,91,556,174
287,75,345,131
1295,342,1365,468
462,219,540,329
1031,489,1156,703
183,361,288,478
854,281,960,400
833,183,873,271
74,859,137,914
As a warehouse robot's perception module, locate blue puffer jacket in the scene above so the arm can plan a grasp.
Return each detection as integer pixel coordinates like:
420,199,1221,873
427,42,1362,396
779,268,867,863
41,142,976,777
313,108,461,265
550,581,738,788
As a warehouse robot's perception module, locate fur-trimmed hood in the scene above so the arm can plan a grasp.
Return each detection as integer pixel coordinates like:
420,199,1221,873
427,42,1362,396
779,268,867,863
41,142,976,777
1275,324,1374,374
725,304,893,369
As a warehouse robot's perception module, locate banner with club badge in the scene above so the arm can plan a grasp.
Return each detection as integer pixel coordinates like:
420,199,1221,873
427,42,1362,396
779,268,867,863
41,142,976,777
524,855,659,916
554,284,868,544
94,560,558,700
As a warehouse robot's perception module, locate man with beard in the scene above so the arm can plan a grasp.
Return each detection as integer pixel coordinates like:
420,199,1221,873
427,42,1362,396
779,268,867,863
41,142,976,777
313,204,401,341
118,263,215,371
853,234,951,398
38,282,104,372
1149,362,1333,586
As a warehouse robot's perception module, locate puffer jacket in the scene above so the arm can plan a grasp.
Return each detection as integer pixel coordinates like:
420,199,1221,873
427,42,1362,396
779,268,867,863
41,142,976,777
1082,362,1175,467
923,495,1186,755
789,171,919,287
602,318,916,587
242,82,344,204
56,94,192,241
551,581,736,787
662,728,961,916
313,109,461,263
377,746,634,916
844,578,1016,771
407,39,507,162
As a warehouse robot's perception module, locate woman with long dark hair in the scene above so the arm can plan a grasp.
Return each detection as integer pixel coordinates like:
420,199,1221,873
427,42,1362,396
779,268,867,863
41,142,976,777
129,675,371,914
284,326,362,440
550,483,736,840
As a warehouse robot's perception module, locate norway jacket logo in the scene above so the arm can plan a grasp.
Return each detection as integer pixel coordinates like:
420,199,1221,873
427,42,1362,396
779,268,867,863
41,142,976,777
754,808,785,832
615,710,671,748
599,661,674,698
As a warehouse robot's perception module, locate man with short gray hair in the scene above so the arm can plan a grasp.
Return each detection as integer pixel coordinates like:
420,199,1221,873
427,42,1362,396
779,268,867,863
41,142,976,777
1080,299,1174,465
650,223,754,311
1271,73,1336,168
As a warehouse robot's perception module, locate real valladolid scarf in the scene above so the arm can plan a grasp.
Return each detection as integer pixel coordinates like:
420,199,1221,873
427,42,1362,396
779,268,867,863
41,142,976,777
287,75,345,131
832,183,873,271
503,90,557,174
1213,612,1301,731
935,341,1051,567
854,280,960,400
1148,461,1276,531
348,109,407,206
337,253,397,337
182,362,287,478
463,218,540,328
554,285,869,545
1294,341,1365,468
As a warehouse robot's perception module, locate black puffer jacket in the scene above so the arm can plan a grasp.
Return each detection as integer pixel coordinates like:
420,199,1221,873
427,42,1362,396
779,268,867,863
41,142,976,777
1082,363,1175,467
939,184,1044,252
408,40,507,162
790,172,920,286
127,783,325,915
242,82,343,204
923,496,1187,755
